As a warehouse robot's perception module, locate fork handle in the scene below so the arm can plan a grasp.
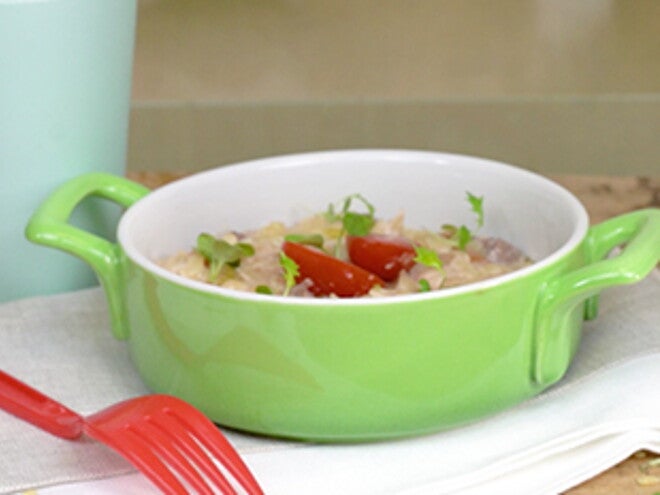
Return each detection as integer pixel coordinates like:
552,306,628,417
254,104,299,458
0,370,84,439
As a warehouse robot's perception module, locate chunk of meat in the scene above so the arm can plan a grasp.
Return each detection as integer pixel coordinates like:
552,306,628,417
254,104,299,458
478,237,528,264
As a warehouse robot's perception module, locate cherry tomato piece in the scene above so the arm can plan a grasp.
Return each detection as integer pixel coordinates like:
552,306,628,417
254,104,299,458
282,241,384,297
347,234,416,281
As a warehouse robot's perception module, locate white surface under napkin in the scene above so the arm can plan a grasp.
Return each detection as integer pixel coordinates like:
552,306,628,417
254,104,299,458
1,270,659,494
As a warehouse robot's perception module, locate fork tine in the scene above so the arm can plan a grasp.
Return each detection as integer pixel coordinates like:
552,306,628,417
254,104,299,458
136,419,235,495
89,426,189,495
165,400,264,495
150,412,239,494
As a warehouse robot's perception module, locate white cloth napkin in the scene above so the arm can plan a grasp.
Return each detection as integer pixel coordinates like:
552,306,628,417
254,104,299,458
1,270,659,495
43,358,660,495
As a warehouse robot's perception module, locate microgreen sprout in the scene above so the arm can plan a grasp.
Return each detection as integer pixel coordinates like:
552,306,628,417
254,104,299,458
255,285,273,295
196,233,255,283
418,279,431,292
279,251,299,296
284,233,324,248
326,194,376,255
414,246,444,272
455,225,473,250
441,224,457,236
442,191,484,250
467,191,484,228
414,247,444,292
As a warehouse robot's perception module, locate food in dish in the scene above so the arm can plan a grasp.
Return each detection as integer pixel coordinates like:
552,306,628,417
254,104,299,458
159,193,531,298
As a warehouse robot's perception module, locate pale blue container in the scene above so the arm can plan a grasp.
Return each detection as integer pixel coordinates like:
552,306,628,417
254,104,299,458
0,0,137,302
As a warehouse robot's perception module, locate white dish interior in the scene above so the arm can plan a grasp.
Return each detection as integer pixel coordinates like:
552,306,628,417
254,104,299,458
119,149,589,303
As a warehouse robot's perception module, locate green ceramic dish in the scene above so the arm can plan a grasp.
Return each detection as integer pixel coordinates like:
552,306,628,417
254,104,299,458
26,150,660,441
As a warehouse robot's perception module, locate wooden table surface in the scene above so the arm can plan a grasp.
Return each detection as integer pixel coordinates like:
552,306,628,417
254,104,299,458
127,170,660,495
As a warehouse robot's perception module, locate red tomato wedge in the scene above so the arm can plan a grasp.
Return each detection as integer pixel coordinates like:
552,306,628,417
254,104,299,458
282,241,384,297
347,234,416,281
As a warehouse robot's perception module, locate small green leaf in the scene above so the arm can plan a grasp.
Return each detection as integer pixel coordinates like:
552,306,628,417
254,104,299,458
227,242,255,267
325,203,341,223
440,223,473,251
237,242,255,256
439,193,483,251
279,251,299,296
414,248,445,292
466,191,484,228
284,233,324,248
340,194,376,236
196,233,254,282
342,194,375,217
414,246,444,271
196,233,217,259
327,193,377,255
441,224,458,236
343,212,374,236
255,285,273,295
456,225,473,250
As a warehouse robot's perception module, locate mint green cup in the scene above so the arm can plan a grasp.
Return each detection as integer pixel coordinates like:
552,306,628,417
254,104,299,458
0,0,137,302
25,150,660,441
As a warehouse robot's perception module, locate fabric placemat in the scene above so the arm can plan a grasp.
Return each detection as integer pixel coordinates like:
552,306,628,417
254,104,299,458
1,270,658,494
48,355,660,495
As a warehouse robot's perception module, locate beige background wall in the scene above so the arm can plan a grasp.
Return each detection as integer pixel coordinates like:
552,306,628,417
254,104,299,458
127,0,660,175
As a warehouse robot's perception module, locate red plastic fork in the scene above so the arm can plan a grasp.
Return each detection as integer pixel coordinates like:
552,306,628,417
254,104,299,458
0,370,263,495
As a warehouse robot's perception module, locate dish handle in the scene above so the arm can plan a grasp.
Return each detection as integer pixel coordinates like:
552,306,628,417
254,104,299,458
25,173,150,340
533,208,660,386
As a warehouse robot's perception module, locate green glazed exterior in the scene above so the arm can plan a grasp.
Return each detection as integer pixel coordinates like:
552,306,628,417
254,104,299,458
26,171,660,441
120,253,575,440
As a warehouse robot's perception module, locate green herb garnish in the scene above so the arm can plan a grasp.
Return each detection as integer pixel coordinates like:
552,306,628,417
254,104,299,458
466,191,484,228
414,246,444,272
418,279,431,292
279,251,299,296
326,194,376,255
441,224,457,236
455,225,473,250
255,285,273,295
442,191,484,250
196,233,254,282
414,247,445,292
326,193,376,235
284,233,324,248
